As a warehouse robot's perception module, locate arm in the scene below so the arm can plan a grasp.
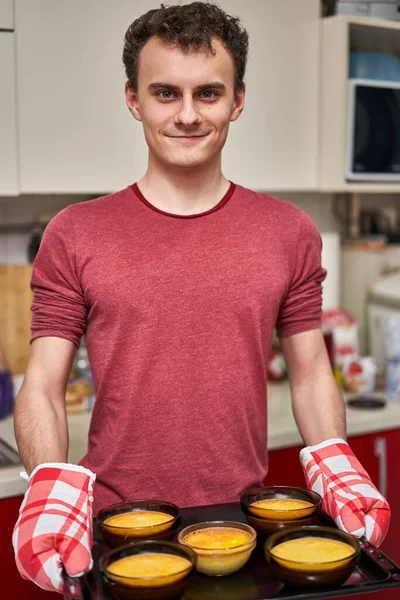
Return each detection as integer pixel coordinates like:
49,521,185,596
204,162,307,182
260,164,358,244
280,328,346,446
14,336,77,474
281,329,390,546
13,336,96,592
12,209,96,592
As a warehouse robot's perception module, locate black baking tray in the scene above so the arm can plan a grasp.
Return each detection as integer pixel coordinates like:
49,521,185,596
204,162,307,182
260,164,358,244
63,501,400,600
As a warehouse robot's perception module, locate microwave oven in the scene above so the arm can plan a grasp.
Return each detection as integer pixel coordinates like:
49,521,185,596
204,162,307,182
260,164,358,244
346,79,400,181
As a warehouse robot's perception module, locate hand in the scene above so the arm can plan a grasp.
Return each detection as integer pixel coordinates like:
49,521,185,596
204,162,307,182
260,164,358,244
12,463,95,593
300,438,390,547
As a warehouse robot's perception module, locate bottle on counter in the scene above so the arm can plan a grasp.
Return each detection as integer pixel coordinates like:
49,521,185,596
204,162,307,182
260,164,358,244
66,338,95,413
0,346,14,421
384,315,400,401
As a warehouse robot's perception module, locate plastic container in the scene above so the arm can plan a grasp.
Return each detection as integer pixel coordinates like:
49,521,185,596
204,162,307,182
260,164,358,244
342,356,377,394
349,52,400,81
385,358,400,400
0,360,14,421
383,315,400,400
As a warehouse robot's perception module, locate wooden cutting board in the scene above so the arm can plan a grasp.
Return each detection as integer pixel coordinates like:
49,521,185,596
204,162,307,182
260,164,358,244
0,264,33,375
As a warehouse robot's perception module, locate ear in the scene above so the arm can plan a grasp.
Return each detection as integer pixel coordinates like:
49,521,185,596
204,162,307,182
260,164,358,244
230,83,246,122
125,82,142,122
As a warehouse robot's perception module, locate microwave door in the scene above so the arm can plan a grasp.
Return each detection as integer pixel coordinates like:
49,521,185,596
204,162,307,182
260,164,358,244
353,86,396,175
386,89,400,174
347,80,400,181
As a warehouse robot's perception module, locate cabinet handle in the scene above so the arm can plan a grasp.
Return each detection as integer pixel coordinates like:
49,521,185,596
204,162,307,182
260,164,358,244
374,437,387,497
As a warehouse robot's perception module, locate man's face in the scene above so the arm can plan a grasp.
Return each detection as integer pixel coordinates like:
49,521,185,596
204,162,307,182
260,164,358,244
125,36,245,169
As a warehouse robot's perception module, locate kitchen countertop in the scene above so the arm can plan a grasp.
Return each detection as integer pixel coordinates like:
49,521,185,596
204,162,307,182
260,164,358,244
1,381,400,500
267,382,400,449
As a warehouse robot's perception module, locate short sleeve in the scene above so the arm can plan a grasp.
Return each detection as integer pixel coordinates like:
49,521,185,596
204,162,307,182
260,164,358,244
30,207,87,347
276,214,327,338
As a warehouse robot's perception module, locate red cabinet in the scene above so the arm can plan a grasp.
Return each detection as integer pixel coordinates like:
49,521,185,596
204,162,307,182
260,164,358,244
265,444,305,488
349,430,400,568
0,494,59,599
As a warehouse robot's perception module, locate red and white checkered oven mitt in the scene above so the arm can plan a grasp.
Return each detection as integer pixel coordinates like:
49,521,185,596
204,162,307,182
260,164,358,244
300,438,391,547
12,463,95,593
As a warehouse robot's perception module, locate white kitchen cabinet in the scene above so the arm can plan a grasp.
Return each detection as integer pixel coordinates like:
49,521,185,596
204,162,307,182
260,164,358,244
182,0,321,191
0,0,13,29
320,14,400,193
16,0,320,194
15,0,178,194
0,32,18,196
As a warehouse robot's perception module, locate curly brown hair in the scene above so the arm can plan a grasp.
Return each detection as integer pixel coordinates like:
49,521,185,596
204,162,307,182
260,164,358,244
122,2,249,93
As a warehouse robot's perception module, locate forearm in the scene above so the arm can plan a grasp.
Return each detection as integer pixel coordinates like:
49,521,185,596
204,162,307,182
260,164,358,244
291,371,346,446
14,381,68,474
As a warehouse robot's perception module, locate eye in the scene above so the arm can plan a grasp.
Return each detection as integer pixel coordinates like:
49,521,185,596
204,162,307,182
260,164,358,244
199,90,218,100
157,90,176,100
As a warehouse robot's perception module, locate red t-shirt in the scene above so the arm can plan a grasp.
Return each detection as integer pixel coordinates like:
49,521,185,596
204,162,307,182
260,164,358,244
31,182,326,515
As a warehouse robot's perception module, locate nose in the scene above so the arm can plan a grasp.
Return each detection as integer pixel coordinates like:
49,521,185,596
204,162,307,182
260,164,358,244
174,94,201,126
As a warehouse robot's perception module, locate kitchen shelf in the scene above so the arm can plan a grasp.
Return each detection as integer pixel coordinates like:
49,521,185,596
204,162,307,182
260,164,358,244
321,183,400,193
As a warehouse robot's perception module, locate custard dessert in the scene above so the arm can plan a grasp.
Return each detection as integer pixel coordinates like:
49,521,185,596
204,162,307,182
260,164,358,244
103,510,174,538
105,511,174,529
249,497,314,520
183,526,253,549
271,536,355,571
106,553,192,587
179,523,257,576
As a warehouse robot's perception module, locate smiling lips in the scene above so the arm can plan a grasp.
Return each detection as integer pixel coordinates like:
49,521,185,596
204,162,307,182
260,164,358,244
165,133,210,139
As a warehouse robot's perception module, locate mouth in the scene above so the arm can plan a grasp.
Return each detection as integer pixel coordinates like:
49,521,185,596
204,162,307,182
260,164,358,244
165,133,210,139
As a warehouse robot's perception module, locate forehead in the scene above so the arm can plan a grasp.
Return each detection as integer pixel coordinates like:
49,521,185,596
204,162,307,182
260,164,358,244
137,36,235,88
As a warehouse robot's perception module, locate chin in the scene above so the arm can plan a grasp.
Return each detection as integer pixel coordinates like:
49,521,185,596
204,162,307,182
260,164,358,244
162,153,214,169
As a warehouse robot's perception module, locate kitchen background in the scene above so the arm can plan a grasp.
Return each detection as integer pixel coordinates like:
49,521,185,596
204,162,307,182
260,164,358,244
3,1,400,599
3,0,400,388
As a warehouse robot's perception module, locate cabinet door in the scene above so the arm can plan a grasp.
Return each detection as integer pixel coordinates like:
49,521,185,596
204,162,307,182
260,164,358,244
0,495,59,599
181,0,320,191
378,429,400,567
0,0,13,29
347,433,381,489
266,445,305,487
15,0,178,194
0,32,18,195
349,430,400,565
345,430,400,600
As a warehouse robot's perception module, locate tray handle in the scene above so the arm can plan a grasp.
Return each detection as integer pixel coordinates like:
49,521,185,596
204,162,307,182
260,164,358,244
63,570,93,600
360,538,400,580
374,436,387,497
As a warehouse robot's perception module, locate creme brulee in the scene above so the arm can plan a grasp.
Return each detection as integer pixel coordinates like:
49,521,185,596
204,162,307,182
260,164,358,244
107,553,192,579
179,523,257,576
183,527,253,549
104,510,174,529
271,537,355,564
251,498,313,511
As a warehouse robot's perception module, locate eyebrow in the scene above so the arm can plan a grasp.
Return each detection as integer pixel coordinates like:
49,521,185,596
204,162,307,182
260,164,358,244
148,81,226,92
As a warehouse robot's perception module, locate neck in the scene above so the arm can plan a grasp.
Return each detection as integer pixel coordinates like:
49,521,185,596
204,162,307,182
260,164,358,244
137,152,230,215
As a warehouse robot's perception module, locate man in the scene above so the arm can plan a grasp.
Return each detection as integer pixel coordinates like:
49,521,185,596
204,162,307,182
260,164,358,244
12,2,390,594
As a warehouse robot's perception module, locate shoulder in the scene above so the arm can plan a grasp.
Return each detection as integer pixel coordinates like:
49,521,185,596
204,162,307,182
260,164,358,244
58,186,133,221
233,183,319,238
43,187,133,239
